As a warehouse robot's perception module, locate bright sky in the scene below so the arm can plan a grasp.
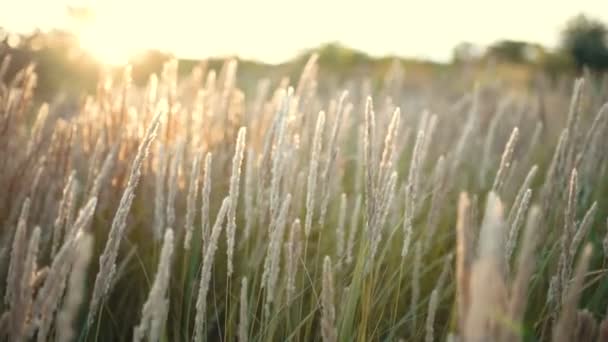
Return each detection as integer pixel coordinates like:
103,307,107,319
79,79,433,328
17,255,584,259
1,0,607,64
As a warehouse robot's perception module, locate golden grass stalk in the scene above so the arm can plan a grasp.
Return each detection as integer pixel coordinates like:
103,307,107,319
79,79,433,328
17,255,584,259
133,228,174,342
226,127,246,276
321,256,337,342
305,111,325,236
193,196,230,342
88,104,163,327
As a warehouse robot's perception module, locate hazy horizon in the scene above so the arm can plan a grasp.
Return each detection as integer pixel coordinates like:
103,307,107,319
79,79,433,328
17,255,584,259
2,0,607,64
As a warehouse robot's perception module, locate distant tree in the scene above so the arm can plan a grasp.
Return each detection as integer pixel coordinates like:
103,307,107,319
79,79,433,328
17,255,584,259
561,14,608,71
487,40,545,64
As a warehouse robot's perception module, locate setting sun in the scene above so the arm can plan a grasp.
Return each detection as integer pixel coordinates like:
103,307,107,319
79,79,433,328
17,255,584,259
77,24,139,65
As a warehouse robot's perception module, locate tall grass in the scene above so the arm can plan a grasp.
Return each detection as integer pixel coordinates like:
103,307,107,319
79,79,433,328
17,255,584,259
0,53,608,341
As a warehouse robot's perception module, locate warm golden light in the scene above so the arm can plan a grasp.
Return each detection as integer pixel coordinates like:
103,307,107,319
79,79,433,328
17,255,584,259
77,24,139,65
2,0,607,64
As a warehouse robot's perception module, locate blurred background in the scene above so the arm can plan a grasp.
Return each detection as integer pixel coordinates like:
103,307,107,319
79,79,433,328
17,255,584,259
1,0,607,102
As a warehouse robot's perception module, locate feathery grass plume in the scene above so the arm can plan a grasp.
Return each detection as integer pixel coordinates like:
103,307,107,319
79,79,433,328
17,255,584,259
243,149,255,241
184,153,202,250
154,143,167,240
85,136,104,191
402,130,424,257
369,171,397,268
133,228,174,342
455,192,472,334
285,218,301,302
269,89,290,220
193,197,229,342
226,127,246,277
89,144,118,198
31,239,76,341
29,197,97,340
56,233,94,342
166,140,184,229
263,194,292,315
88,104,163,327
563,78,585,170
492,127,519,195
410,243,422,333
557,168,578,305
318,91,348,228
424,155,447,249
305,111,325,236
507,165,537,224
570,202,597,262
200,152,213,245
363,97,377,237
10,226,39,341
52,172,75,257
553,244,592,342
346,194,361,265
239,277,248,342
377,107,401,195
336,193,347,262
464,192,508,341
26,103,49,157
507,206,541,331
64,178,80,235
295,53,319,99
321,256,337,342
6,198,30,306
505,189,532,265
425,288,439,342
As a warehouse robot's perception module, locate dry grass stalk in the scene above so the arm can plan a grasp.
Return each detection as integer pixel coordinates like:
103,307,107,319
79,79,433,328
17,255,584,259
569,202,597,259
193,196,229,342
56,233,94,342
285,218,302,302
402,130,425,257
321,256,337,342
464,192,508,341
492,127,519,195
88,105,162,327
553,244,592,342
456,192,472,334
165,139,184,230
200,152,213,246
6,198,31,307
133,228,174,342
318,91,348,228
154,143,167,240
505,188,532,265
305,111,325,236
263,194,292,315
239,277,248,342
226,127,247,276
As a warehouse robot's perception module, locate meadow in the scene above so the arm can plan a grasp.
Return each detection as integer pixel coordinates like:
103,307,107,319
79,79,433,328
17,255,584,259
0,54,608,341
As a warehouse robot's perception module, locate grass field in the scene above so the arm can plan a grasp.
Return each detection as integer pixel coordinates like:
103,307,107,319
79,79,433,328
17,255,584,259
0,55,608,341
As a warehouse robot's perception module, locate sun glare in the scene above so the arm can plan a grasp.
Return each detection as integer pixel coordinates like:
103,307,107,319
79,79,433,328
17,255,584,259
71,4,146,66
77,25,139,66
